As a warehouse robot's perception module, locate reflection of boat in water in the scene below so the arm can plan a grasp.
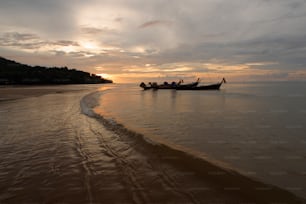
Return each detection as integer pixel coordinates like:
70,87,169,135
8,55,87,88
176,78,226,90
140,78,226,90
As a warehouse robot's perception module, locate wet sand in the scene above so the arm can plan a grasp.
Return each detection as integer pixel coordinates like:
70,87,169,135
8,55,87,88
0,85,94,102
0,86,303,203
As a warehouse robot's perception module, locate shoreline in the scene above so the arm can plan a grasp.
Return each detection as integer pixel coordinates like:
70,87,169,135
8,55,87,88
0,84,100,102
82,91,305,203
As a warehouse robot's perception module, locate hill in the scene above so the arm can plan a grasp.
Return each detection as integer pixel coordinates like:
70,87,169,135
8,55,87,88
0,57,113,85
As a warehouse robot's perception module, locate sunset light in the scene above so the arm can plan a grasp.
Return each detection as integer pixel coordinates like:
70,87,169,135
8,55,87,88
97,73,113,80
1,0,306,83
81,41,99,50
1,1,306,203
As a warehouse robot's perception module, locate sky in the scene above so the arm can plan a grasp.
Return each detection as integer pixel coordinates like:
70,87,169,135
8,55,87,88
1,0,306,83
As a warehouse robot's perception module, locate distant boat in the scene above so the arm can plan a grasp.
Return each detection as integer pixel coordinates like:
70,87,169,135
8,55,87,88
140,80,183,90
139,78,226,90
174,78,200,89
140,79,199,90
139,82,153,90
176,78,226,90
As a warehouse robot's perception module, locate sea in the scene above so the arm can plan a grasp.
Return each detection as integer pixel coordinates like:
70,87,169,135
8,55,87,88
0,81,305,203
93,81,306,199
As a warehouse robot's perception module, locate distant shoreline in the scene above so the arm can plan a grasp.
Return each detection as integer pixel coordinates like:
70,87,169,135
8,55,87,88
0,57,113,85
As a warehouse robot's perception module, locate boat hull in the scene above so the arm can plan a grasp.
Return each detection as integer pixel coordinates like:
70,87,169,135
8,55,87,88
142,86,153,90
176,83,222,90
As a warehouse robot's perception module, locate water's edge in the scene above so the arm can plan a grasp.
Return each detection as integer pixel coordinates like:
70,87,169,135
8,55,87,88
80,90,304,203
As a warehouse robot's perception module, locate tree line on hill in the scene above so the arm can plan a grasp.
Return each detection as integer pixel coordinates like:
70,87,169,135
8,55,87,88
0,57,113,85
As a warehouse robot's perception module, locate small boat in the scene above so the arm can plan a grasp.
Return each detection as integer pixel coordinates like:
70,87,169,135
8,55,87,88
176,78,226,90
140,79,202,90
140,80,182,90
153,81,179,89
140,78,226,90
176,78,200,89
139,82,153,90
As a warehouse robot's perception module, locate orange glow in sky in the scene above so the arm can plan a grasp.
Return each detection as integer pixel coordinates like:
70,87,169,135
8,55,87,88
1,1,306,83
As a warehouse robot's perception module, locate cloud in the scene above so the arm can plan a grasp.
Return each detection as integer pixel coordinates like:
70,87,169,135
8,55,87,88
52,40,79,47
0,32,45,49
80,26,117,35
138,20,172,29
114,17,123,22
0,32,79,50
3,32,39,41
1,0,306,82
81,27,105,35
0,0,80,39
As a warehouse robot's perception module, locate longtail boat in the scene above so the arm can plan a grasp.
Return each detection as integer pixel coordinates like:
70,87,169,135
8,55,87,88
140,80,183,90
176,78,226,90
139,82,153,90
139,78,226,90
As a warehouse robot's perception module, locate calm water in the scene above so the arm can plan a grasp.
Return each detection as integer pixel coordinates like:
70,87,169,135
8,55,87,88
0,85,259,203
0,83,304,203
94,81,306,198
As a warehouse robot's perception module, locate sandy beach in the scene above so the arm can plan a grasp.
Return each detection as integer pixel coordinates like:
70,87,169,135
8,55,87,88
0,85,98,102
0,85,304,203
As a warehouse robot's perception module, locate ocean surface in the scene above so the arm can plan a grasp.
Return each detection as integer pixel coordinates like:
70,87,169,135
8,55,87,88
0,82,305,203
94,81,306,199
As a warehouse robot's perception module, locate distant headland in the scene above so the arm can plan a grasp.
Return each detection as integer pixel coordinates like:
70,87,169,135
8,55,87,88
0,57,113,85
